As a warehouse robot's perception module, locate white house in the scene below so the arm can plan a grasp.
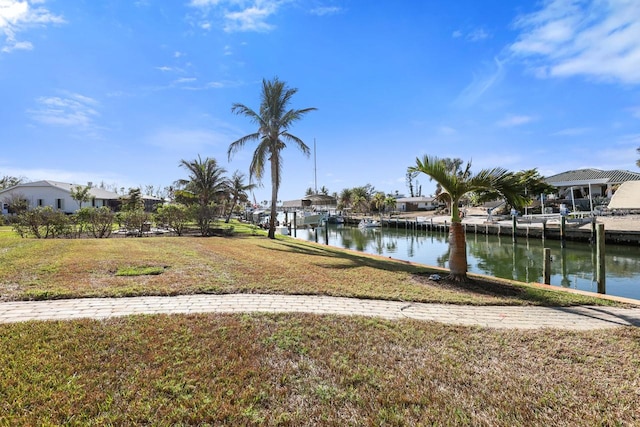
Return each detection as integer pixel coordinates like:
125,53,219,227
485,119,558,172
545,169,640,199
0,180,120,214
395,196,441,212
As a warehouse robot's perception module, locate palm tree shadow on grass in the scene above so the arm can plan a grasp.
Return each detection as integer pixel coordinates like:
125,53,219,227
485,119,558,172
260,240,613,307
258,241,430,274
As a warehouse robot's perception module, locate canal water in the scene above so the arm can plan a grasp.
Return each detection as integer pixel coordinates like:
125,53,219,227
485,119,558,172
293,225,640,301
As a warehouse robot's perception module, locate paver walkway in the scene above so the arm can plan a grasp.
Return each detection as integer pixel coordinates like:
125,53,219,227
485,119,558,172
2,294,640,330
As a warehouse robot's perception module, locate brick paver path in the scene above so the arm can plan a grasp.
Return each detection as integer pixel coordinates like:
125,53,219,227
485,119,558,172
2,294,640,330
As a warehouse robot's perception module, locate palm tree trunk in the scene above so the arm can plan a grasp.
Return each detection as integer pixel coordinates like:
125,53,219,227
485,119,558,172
448,222,468,281
225,200,236,223
268,157,278,239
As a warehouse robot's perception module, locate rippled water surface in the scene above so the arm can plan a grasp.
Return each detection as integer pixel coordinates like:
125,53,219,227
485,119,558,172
293,225,640,300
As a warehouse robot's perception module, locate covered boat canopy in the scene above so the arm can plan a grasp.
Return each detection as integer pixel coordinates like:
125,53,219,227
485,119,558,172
608,181,640,209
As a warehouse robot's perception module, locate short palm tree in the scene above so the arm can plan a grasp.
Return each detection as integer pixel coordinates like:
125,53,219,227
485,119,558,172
228,77,317,239
176,155,228,235
409,155,526,281
371,192,386,215
225,171,256,223
338,188,353,212
384,195,397,214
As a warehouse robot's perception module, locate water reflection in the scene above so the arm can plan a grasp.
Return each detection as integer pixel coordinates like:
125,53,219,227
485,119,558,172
294,225,640,300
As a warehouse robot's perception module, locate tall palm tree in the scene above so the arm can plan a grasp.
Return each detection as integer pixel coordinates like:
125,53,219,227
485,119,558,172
225,171,256,223
409,155,526,281
176,155,228,235
637,147,640,168
228,77,317,239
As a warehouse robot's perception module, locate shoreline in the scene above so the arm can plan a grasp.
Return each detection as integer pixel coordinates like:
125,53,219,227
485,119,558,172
387,207,640,233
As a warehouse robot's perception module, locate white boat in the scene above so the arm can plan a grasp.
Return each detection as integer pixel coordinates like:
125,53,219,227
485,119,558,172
295,211,324,228
358,219,381,228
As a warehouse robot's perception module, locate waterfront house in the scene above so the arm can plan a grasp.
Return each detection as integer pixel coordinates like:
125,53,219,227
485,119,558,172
545,169,640,200
395,196,441,212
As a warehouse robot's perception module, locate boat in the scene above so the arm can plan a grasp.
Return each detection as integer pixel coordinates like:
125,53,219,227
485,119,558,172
327,215,344,224
295,211,325,228
358,219,381,228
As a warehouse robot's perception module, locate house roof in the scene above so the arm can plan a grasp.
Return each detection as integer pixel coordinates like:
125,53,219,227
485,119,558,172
0,180,120,199
545,169,640,186
395,196,436,203
282,194,337,209
608,181,640,209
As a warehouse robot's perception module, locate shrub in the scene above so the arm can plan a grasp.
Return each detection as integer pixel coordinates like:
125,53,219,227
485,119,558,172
155,204,190,236
12,207,71,238
119,209,151,237
88,207,115,238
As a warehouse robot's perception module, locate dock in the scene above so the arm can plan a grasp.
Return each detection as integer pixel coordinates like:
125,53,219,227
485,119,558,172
343,215,640,245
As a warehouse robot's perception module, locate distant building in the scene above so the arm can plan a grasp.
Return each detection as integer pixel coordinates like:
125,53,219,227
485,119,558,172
282,194,337,211
0,180,162,214
395,196,441,212
545,169,640,199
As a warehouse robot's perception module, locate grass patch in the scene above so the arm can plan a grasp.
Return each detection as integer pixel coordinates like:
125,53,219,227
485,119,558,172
1,313,639,425
115,265,166,276
0,224,621,306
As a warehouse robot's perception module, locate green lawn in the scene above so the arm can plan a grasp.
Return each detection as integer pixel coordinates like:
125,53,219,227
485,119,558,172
0,224,618,306
1,224,639,425
2,314,639,426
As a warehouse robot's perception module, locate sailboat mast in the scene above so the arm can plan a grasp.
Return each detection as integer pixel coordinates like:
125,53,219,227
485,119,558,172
314,138,317,194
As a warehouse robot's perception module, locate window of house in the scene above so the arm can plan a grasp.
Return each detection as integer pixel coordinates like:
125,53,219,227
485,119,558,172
91,198,96,207
37,199,44,206
57,199,63,210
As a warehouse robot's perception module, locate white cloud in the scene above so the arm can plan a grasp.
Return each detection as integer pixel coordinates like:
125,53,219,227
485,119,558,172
438,126,457,135
467,28,489,42
174,77,197,84
452,27,490,42
510,0,640,84
28,92,100,130
189,0,224,6
551,127,592,136
630,106,640,119
0,0,65,53
497,115,535,127
188,0,282,33
454,57,505,107
310,6,342,16
223,4,276,32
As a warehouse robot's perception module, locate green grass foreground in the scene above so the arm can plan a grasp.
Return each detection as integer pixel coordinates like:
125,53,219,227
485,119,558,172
1,224,639,425
2,314,639,425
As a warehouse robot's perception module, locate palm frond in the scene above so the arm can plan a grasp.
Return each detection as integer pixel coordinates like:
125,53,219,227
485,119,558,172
228,132,260,161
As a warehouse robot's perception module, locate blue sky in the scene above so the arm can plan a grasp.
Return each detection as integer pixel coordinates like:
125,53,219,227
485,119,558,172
1,0,639,202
